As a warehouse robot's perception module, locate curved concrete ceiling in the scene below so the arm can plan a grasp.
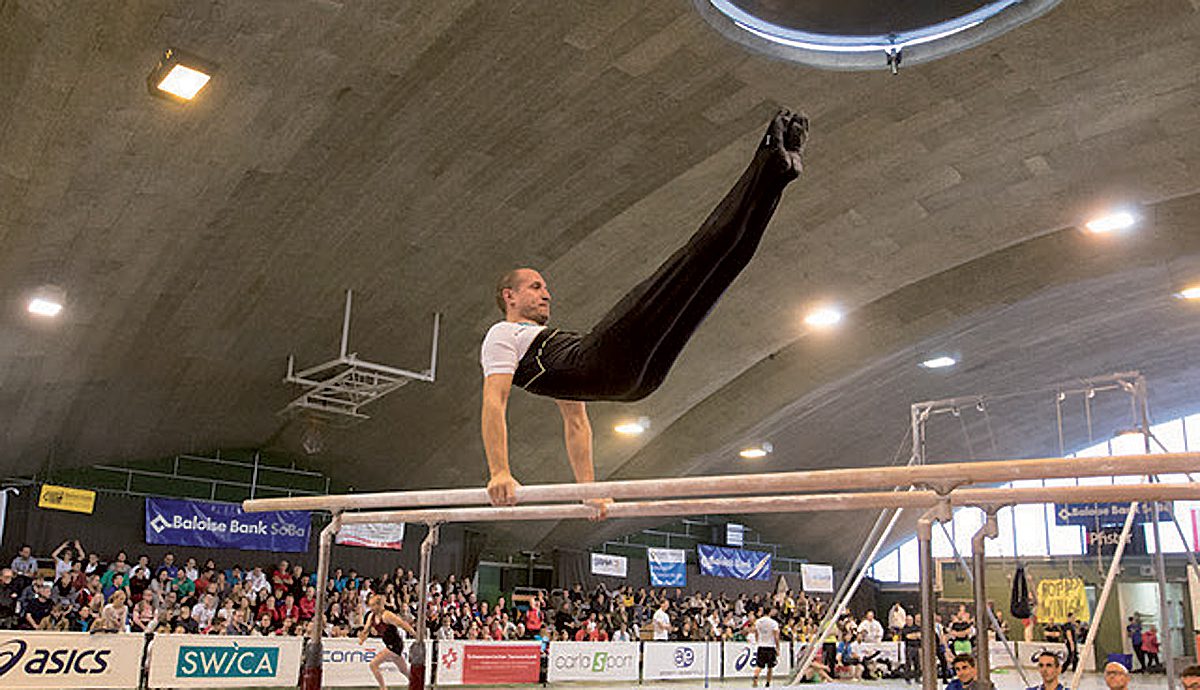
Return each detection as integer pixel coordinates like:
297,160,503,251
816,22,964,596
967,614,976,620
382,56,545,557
1,1,1198,566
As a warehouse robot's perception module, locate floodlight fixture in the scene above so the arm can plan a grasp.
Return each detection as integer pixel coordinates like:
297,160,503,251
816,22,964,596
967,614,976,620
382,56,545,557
920,355,958,369
148,48,215,102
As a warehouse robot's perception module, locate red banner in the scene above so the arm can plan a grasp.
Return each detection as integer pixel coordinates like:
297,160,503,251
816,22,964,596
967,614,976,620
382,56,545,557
461,644,541,684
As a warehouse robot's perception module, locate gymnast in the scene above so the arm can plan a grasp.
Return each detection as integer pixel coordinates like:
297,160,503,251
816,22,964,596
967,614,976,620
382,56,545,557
480,110,809,509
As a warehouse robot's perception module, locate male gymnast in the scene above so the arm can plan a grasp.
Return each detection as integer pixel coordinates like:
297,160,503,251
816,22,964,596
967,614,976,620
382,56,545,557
480,110,809,508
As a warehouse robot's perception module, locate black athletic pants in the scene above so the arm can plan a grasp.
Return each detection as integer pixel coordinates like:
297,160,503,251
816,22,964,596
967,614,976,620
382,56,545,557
513,115,801,402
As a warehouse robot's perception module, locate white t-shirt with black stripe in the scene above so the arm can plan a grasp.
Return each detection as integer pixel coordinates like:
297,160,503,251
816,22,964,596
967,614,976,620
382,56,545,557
480,321,546,377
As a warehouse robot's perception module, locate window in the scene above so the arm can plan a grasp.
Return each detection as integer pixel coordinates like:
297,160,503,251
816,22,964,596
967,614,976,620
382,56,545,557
869,410,1198,582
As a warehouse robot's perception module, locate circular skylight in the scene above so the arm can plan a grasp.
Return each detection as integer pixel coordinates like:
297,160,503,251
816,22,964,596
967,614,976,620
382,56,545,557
695,0,1061,71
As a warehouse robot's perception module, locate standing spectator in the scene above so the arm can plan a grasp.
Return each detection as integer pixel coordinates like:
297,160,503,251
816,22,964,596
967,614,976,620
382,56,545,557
1126,615,1145,672
1141,625,1160,672
889,602,908,639
1061,612,1079,672
525,597,544,639
51,540,84,579
902,614,922,682
860,609,884,643
0,568,20,629
652,600,672,640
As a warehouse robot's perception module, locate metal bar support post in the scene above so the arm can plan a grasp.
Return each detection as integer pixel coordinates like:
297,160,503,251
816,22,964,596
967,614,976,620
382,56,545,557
918,501,951,690
410,522,440,690
1135,375,1177,689
971,509,998,690
301,512,341,690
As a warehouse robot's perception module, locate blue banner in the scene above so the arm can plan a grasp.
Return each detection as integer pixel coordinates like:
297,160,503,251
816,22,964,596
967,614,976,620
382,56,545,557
145,498,311,552
1054,501,1173,527
697,544,771,581
648,548,687,587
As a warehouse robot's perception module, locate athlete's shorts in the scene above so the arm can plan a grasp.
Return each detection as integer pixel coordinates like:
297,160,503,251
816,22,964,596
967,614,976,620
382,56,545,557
756,646,778,668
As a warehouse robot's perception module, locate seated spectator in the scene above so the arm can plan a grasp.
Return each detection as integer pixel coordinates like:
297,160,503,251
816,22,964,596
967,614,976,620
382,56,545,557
254,612,275,635
83,551,103,577
38,603,72,631
192,592,217,630
51,540,84,580
155,552,179,580
10,545,38,591
298,586,317,621
278,593,301,622
97,590,129,633
174,604,201,634
21,580,53,630
70,603,96,632
130,598,157,633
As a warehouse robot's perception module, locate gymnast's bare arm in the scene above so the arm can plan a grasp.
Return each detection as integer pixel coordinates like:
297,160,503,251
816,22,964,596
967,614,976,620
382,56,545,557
482,373,520,505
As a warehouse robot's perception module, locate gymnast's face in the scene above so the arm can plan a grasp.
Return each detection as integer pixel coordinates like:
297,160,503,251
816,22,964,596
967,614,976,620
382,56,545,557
506,269,551,325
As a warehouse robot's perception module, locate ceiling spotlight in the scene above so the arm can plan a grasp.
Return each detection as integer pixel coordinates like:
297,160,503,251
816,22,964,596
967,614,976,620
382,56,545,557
148,49,215,102
804,307,842,328
920,356,958,369
27,297,63,317
739,442,773,459
1176,285,1200,300
614,417,651,436
27,285,66,318
1084,210,1136,234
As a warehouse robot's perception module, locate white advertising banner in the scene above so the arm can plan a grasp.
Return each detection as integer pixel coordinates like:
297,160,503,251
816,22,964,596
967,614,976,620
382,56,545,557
642,641,721,680
546,641,640,682
147,634,303,688
0,631,143,689
723,641,792,678
590,552,628,578
321,638,431,687
436,640,541,685
335,522,405,549
800,563,835,593
857,641,903,665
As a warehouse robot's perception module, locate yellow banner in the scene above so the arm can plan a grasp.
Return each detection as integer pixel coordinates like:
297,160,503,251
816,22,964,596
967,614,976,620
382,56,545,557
1036,576,1090,624
38,484,96,514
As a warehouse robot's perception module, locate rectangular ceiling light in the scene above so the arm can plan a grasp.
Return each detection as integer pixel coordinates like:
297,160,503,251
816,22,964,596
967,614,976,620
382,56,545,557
148,49,215,102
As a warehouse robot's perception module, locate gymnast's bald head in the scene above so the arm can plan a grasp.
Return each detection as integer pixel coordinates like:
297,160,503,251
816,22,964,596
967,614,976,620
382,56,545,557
496,268,551,325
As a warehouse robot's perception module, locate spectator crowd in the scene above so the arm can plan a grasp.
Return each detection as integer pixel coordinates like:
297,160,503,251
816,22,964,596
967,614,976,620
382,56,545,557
4,541,1179,685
